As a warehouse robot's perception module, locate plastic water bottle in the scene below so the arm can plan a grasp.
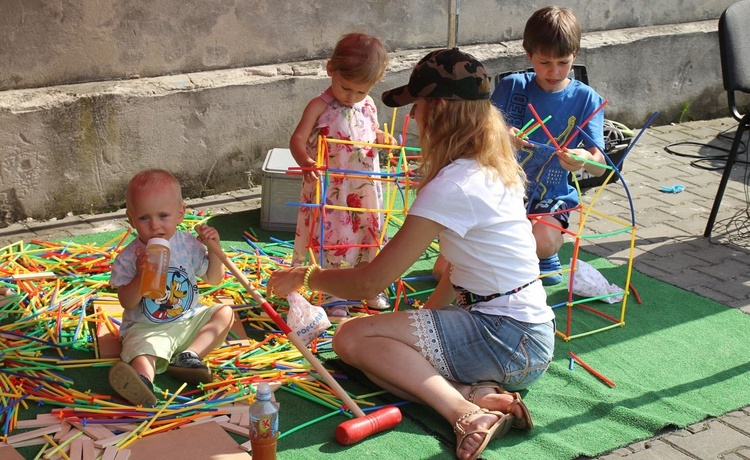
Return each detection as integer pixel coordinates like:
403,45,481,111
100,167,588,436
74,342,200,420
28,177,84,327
139,238,170,299
249,382,279,460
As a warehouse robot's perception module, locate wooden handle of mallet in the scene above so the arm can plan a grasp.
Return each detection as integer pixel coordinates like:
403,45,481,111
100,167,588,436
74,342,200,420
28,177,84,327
206,239,367,416
206,241,401,444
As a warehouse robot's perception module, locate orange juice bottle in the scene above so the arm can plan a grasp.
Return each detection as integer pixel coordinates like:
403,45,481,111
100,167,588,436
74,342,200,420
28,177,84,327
249,382,279,460
139,238,170,299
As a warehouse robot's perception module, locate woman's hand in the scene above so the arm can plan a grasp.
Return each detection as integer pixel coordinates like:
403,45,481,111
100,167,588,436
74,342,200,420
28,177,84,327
267,266,308,298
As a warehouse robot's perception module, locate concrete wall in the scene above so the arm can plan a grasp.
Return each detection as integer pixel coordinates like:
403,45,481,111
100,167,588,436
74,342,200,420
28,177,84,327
0,0,742,224
0,0,733,91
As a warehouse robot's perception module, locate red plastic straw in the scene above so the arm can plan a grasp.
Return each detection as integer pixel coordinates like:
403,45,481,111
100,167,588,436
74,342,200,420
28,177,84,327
527,103,561,150
560,100,609,150
569,351,616,387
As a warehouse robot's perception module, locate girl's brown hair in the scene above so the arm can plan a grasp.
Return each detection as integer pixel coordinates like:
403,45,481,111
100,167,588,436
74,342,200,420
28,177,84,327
328,33,388,85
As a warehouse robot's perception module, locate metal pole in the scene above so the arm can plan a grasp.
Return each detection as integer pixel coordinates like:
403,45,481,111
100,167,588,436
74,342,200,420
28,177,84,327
448,0,460,48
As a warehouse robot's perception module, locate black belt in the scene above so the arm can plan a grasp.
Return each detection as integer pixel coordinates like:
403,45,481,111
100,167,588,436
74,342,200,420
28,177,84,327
453,279,538,307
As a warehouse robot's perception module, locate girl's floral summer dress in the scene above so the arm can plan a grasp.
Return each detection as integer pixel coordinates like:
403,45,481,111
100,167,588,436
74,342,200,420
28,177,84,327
292,91,384,270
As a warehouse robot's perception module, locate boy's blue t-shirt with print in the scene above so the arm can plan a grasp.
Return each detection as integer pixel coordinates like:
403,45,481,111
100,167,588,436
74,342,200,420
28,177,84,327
491,73,605,208
110,231,209,334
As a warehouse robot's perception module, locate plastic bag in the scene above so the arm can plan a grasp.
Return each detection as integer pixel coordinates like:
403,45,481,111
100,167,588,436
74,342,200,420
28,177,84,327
287,292,331,346
570,259,623,304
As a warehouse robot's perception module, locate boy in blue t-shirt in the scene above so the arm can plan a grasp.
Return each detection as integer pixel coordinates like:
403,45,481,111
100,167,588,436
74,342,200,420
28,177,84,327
491,5,607,285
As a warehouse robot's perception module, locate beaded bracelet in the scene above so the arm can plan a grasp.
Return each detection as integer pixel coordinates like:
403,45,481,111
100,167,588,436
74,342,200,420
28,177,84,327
303,264,320,292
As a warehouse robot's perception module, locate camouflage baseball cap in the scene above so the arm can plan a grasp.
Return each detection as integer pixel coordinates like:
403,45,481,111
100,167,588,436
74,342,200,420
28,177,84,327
381,48,490,107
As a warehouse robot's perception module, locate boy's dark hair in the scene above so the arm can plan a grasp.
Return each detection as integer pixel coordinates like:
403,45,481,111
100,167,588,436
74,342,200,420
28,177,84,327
522,6,581,58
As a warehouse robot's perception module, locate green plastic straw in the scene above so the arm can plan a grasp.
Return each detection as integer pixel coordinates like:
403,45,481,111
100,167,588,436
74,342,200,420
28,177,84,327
278,409,342,439
521,115,552,139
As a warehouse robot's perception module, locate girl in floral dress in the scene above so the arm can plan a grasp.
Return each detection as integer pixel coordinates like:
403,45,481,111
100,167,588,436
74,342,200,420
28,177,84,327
289,32,394,317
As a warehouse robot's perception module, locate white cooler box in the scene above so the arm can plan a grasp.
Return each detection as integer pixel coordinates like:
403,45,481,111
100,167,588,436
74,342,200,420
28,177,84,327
261,148,303,232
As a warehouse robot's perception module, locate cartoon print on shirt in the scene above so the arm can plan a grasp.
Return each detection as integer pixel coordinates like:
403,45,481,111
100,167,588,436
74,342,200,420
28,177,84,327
142,266,198,322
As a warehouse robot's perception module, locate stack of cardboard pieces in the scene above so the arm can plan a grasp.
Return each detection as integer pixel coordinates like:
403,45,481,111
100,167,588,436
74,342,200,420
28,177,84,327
0,413,255,459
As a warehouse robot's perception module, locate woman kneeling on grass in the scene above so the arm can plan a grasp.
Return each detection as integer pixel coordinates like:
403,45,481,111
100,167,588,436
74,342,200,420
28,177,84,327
267,48,555,460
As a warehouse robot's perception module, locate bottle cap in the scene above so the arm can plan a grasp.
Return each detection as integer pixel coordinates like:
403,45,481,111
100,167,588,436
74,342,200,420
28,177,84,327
147,237,170,249
256,382,272,401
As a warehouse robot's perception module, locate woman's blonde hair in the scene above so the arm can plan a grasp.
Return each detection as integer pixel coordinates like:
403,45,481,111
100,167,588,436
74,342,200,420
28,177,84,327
328,33,388,86
417,79,526,191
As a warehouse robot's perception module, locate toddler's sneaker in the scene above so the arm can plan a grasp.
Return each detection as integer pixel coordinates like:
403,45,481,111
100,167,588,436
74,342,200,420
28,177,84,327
364,292,390,310
167,351,212,384
539,254,564,286
109,361,157,407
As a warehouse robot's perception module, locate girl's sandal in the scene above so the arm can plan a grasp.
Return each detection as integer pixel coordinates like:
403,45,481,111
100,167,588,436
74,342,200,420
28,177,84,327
468,381,534,430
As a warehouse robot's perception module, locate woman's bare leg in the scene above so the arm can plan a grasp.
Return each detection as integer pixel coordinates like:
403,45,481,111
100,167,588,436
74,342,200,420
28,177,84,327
333,312,503,459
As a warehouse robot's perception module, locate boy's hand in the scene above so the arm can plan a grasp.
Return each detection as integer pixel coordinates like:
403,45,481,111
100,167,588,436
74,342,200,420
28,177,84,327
197,224,225,285
509,127,531,149
556,148,587,172
558,147,607,177
134,247,149,277
195,224,220,245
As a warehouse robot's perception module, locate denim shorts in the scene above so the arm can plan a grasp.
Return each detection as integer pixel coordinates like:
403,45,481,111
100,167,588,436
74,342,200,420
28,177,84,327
408,307,555,391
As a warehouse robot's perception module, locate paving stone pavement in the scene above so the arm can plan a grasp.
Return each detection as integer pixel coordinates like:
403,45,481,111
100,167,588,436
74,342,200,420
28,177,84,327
1,117,749,459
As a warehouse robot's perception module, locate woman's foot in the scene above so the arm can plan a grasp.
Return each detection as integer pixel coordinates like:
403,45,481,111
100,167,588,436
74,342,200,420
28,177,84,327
468,382,534,430
454,408,513,460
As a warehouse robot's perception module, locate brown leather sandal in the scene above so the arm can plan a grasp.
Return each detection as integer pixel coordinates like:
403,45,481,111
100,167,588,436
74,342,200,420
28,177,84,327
454,408,514,460
468,381,534,430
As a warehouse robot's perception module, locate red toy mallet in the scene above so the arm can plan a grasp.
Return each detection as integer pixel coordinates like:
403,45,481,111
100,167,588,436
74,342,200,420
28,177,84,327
206,240,402,445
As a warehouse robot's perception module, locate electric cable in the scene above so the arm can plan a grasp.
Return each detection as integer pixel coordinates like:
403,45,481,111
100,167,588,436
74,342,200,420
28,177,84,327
668,123,750,246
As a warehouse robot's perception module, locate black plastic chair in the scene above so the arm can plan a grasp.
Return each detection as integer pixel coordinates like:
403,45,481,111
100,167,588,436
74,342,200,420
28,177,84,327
704,0,750,238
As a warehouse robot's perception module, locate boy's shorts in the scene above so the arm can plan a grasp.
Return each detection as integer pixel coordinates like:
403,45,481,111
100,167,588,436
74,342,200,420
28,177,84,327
120,305,223,374
527,198,570,229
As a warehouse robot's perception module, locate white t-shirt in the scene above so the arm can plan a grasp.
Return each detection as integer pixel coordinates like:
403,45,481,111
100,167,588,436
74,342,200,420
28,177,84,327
409,158,554,323
110,231,210,333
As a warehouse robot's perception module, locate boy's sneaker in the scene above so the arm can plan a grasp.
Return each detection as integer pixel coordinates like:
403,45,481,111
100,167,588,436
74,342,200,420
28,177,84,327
539,254,564,286
166,351,212,384
364,292,390,310
109,361,157,407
